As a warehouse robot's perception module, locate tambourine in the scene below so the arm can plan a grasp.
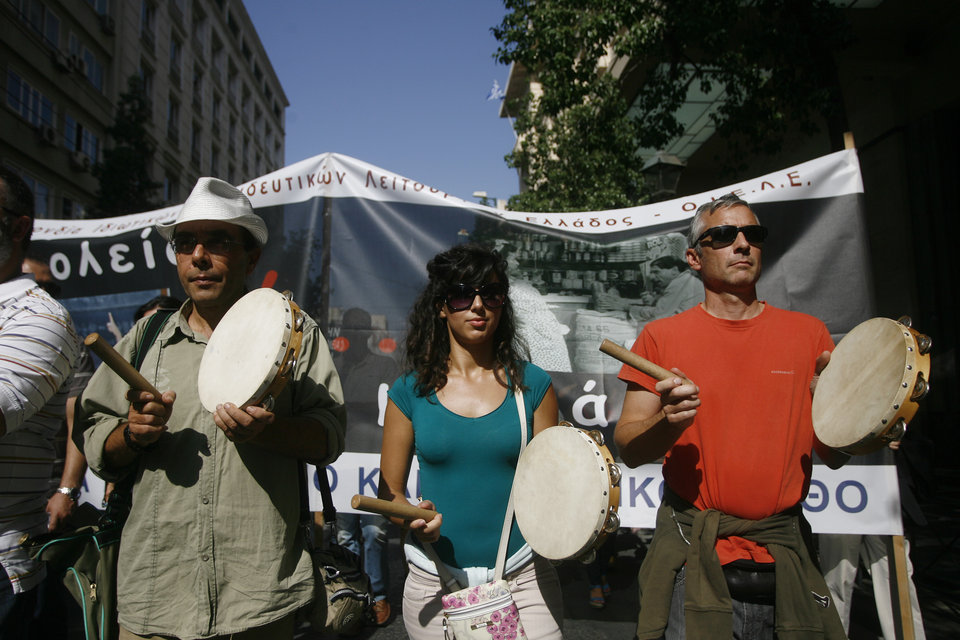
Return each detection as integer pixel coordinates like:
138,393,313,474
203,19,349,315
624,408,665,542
197,288,305,412
813,316,932,454
512,423,621,563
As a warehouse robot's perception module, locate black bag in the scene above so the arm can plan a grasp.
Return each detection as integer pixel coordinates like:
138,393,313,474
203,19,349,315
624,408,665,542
306,529,374,634
24,497,128,640
299,465,373,635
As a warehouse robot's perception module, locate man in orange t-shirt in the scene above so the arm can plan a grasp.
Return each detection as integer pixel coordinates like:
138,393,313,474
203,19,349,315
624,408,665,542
615,194,853,640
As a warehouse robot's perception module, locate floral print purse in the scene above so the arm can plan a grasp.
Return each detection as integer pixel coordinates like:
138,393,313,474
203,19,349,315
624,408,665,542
441,579,527,640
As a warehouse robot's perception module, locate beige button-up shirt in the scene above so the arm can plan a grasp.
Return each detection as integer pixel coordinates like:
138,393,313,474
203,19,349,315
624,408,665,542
81,302,346,639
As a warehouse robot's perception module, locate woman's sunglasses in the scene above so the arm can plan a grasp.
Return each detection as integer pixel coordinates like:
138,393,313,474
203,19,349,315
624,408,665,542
444,283,507,312
693,224,768,248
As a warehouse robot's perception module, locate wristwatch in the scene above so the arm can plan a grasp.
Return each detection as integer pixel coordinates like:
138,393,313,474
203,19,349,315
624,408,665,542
56,486,81,501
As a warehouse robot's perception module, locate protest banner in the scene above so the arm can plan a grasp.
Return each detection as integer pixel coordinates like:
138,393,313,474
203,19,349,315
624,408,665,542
37,149,897,534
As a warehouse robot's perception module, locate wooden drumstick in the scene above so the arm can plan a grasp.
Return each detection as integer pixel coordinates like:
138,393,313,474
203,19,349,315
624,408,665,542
351,495,438,522
84,333,162,397
599,339,694,386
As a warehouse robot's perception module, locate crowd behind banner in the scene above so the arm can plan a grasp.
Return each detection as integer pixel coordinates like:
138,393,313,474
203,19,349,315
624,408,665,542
33,149,899,535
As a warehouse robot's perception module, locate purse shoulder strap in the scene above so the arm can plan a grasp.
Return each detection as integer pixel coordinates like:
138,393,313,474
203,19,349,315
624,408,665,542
493,387,526,581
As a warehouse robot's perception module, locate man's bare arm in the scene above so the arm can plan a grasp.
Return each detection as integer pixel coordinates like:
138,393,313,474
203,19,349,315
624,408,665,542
614,374,700,468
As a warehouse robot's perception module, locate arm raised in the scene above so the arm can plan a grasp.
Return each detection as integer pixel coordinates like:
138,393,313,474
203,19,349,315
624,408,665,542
614,373,700,468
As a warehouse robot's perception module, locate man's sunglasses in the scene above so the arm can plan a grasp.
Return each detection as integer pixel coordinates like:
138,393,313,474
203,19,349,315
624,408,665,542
171,235,246,255
693,224,768,248
444,283,507,312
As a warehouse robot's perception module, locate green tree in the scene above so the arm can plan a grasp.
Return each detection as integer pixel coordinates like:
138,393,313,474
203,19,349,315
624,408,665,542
493,0,852,212
93,75,161,217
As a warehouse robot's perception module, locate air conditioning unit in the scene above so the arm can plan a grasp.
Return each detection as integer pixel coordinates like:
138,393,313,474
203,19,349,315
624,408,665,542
69,151,91,172
37,125,57,146
51,50,69,72
99,14,116,35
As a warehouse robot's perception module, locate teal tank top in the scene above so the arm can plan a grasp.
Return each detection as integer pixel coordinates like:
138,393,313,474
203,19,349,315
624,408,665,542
387,362,552,569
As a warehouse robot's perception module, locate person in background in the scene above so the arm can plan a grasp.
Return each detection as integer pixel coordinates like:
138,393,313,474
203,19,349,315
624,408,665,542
586,535,618,610
333,307,400,627
21,254,94,532
0,168,80,639
78,178,347,640
378,244,563,639
819,440,928,638
20,253,93,640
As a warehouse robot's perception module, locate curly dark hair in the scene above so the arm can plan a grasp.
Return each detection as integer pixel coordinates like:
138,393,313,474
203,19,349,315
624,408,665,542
404,243,528,397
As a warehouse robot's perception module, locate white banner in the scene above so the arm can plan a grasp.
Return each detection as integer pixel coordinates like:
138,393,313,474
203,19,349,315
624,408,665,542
78,454,900,536
295,453,902,536
56,148,892,537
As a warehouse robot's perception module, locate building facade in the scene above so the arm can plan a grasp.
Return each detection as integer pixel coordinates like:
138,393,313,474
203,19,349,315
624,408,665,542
1,0,288,218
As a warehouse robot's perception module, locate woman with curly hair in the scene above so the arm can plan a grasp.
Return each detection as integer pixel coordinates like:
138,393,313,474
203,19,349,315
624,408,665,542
378,243,563,639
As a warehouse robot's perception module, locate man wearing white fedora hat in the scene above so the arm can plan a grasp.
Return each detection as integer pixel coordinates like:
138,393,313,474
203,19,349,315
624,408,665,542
80,177,347,640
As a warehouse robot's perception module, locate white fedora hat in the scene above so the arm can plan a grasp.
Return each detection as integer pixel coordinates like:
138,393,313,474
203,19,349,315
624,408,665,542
156,177,268,245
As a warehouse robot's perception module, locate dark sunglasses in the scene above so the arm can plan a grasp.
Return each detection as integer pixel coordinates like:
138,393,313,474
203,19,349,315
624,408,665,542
444,283,507,312
693,224,768,248
171,234,246,255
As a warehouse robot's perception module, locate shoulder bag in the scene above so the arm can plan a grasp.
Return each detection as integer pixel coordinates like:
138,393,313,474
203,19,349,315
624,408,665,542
299,463,374,635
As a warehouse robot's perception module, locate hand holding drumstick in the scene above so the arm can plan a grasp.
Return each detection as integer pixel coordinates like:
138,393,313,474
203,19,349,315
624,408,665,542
352,495,442,542
599,339,700,467
84,333,175,458
599,339,699,422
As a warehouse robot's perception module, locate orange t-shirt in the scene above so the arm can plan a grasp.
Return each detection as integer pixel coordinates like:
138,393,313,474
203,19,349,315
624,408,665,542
619,304,834,564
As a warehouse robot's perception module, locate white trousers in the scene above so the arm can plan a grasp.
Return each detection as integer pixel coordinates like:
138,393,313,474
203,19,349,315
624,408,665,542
401,555,564,640
820,533,925,639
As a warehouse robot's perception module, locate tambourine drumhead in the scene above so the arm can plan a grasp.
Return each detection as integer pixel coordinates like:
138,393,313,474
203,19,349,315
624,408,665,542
198,288,302,413
813,317,930,454
513,425,619,561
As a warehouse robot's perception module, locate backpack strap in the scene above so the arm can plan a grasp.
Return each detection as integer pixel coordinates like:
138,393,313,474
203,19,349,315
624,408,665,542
134,308,176,370
105,307,177,507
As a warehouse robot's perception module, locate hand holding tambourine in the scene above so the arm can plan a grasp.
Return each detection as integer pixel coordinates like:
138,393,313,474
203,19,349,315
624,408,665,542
812,316,931,455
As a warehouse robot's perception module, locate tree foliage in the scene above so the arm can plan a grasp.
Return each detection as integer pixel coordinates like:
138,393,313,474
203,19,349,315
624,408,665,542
93,75,161,217
493,0,853,212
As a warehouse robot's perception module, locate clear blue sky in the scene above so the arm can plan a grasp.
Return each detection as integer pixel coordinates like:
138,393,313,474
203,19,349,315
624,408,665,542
243,1,519,203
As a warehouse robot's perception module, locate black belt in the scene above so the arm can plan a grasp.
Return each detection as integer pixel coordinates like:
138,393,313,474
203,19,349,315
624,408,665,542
722,560,776,605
